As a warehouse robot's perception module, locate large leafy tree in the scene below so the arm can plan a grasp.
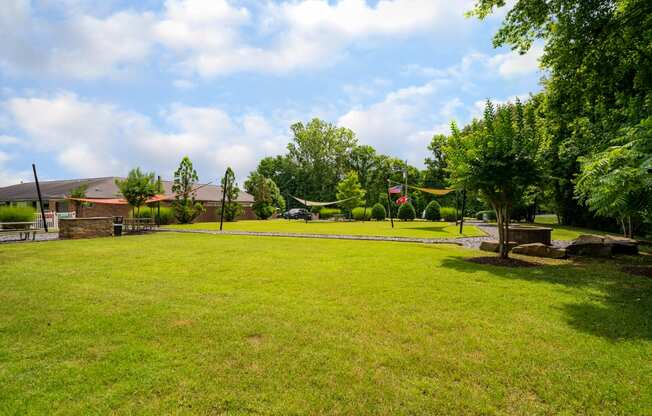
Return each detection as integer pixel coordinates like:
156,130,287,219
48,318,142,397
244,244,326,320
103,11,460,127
336,171,366,216
115,168,158,216
220,167,243,222
470,0,652,228
445,100,543,258
576,117,652,237
244,172,285,220
287,118,357,201
171,157,204,224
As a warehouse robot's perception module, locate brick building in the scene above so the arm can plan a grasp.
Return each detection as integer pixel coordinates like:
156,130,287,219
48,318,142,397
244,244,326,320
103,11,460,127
0,177,255,221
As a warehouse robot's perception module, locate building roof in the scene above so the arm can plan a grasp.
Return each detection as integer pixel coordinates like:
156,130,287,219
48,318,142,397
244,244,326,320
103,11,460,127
0,177,253,203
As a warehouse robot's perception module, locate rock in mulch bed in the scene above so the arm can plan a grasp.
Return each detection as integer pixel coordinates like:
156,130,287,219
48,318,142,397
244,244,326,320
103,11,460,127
622,266,652,278
466,256,541,268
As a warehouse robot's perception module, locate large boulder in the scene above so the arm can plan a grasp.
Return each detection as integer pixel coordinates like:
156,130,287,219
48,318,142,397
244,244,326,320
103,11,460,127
512,243,567,259
604,235,639,255
566,235,612,256
566,234,639,256
479,240,518,253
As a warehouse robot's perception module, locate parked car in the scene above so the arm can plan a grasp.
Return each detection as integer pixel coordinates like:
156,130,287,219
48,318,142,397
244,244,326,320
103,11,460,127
282,208,312,220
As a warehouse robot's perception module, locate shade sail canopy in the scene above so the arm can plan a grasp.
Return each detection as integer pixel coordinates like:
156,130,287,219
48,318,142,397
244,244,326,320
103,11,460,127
290,195,357,207
410,186,455,196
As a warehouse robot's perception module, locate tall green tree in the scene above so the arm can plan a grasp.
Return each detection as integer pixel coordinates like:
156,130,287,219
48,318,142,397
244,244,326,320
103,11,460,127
115,168,158,216
445,100,543,258
220,167,243,222
336,171,366,216
470,0,652,228
287,118,357,201
171,157,204,224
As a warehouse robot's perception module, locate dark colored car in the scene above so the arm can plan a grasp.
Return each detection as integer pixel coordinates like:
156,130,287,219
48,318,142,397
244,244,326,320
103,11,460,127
282,208,312,220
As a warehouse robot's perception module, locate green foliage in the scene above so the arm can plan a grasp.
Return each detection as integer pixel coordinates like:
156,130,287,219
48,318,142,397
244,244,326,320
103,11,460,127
67,184,88,215
245,172,285,220
351,207,372,221
371,203,386,221
424,201,441,221
171,157,204,224
397,203,416,221
221,167,243,222
336,171,366,214
115,168,158,214
470,0,652,230
132,207,174,225
318,208,341,219
440,207,457,222
444,99,543,257
576,117,652,237
0,206,35,222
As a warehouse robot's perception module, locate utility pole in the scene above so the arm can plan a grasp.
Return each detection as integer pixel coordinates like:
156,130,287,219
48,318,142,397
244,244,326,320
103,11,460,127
157,175,161,227
459,188,467,234
32,164,48,233
219,171,228,231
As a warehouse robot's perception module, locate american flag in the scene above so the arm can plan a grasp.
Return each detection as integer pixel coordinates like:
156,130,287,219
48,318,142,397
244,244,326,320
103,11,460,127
388,184,402,194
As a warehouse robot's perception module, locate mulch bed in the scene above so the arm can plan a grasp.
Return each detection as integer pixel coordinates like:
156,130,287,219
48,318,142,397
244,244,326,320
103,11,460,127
622,266,652,278
466,256,540,268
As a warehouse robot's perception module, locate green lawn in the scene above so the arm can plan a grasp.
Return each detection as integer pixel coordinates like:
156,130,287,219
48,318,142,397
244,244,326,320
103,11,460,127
1,233,651,414
167,219,485,239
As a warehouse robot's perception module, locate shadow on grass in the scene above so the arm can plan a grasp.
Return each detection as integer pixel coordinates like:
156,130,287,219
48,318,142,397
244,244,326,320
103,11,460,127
440,255,652,341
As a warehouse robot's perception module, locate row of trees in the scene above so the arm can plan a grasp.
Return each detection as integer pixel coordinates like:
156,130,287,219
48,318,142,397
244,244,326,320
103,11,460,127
114,157,244,224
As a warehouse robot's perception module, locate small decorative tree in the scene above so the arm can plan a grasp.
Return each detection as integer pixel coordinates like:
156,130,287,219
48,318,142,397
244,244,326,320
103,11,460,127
371,203,386,220
445,100,543,258
115,168,158,216
336,171,365,217
68,184,88,216
221,167,243,222
424,200,441,221
171,157,204,224
397,202,416,221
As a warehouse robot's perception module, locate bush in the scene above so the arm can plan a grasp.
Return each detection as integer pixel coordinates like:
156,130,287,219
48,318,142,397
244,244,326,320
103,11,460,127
310,206,322,214
133,207,175,225
371,203,386,220
352,207,372,221
0,206,35,222
319,208,341,219
440,207,457,222
253,203,275,220
397,203,416,221
476,210,497,221
423,201,441,221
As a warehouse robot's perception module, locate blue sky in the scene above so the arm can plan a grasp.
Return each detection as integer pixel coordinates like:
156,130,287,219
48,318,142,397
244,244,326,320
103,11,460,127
0,0,543,186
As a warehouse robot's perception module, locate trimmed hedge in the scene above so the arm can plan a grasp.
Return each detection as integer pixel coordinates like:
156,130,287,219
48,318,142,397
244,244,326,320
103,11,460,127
133,207,175,225
423,201,441,221
371,203,386,220
440,207,457,222
319,208,341,219
397,203,416,221
352,207,372,221
0,206,35,222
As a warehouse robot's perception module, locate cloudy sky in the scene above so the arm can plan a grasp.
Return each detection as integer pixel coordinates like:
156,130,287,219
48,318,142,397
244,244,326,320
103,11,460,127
0,0,543,186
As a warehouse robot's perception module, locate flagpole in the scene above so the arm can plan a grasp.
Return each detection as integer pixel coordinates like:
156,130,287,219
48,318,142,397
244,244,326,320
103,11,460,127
386,179,394,228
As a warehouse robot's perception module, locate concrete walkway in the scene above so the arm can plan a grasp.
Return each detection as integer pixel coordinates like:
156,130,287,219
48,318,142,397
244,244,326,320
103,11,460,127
159,227,494,248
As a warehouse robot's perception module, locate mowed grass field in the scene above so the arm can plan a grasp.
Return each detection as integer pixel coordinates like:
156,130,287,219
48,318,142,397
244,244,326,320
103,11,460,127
1,233,651,414
168,219,485,239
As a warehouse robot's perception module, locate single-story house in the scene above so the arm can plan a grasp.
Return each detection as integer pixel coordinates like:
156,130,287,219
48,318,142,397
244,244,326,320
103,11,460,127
0,177,255,221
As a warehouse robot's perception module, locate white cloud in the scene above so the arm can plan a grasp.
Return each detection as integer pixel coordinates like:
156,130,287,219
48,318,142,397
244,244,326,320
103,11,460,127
2,92,290,182
1,0,473,79
488,44,544,78
0,1,154,79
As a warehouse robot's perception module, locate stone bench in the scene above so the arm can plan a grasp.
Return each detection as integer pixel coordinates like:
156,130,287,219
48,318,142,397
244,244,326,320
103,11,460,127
59,217,113,239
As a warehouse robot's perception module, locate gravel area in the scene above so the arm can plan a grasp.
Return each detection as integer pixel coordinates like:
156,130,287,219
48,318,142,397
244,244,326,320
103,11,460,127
0,232,59,244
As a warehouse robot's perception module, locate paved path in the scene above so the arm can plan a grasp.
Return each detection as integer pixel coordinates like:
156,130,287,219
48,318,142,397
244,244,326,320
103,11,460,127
159,227,494,248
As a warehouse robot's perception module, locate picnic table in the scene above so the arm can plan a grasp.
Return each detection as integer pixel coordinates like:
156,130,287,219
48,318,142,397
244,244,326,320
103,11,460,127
123,217,156,233
0,222,38,241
